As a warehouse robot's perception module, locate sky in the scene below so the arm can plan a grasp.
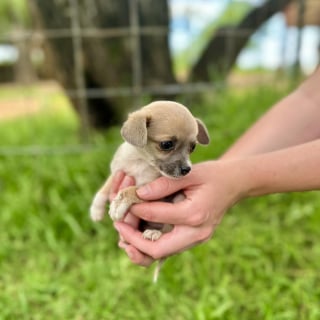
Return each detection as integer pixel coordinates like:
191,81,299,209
169,0,320,74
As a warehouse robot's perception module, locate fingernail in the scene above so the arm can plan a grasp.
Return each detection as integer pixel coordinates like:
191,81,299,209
114,170,124,180
122,175,133,188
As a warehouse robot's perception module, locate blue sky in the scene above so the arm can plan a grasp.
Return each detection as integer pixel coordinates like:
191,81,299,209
169,0,319,74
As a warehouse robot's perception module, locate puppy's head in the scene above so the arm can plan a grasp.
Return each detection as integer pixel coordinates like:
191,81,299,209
121,101,210,178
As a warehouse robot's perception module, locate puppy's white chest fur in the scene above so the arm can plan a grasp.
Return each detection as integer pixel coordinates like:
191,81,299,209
111,142,160,186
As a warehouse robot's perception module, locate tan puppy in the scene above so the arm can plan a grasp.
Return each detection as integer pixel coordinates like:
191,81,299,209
90,101,210,277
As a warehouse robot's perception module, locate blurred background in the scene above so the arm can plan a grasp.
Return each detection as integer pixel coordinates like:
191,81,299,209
1,0,320,319
0,0,319,132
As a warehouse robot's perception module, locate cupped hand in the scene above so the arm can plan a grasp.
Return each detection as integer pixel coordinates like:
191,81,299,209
113,160,246,266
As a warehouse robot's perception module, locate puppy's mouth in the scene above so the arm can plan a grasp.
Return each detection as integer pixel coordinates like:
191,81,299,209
158,163,191,179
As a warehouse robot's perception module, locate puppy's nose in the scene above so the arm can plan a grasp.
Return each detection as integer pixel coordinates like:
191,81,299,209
180,165,191,176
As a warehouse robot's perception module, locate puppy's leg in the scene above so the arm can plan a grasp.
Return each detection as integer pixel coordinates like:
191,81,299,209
90,176,112,221
142,223,173,241
142,229,163,241
109,186,143,221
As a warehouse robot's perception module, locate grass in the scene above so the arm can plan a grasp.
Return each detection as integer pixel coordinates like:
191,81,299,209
1,80,320,319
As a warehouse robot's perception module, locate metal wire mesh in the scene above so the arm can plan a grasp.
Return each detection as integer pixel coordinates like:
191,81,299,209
0,0,317,155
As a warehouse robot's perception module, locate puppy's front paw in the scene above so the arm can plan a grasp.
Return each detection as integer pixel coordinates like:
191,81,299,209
109,194,130,221
143,229,162,241
90,193,108,221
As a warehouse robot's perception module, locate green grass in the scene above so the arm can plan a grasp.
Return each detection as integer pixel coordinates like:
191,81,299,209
1,81,320,319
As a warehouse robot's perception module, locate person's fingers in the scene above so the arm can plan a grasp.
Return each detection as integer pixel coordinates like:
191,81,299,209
115,221,207,260
109,171,135,201
136,175,190,201
123,212,140,228
109,171,125,201
120,175,135,189
130,199,195,225
118,240,154,266
116,212,140,242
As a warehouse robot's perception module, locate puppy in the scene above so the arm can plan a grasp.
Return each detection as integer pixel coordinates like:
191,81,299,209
90,101,210,279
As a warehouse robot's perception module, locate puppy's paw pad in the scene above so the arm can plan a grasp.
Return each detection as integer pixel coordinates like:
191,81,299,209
109,198,130,221
143,229,162,241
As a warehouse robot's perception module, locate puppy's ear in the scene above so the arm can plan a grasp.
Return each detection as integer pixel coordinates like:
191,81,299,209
196,118,210,145
121,111,150,147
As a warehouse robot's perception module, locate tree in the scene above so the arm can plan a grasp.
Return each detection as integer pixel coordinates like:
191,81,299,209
28,0,174,128
28,0,293,128
191,0,293,82
0,0,34,83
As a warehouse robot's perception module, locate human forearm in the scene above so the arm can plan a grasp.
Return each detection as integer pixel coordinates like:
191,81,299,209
237,139,320,198
113,140,320,264
222,68,320,159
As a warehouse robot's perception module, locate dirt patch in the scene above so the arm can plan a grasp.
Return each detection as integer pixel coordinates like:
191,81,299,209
0,81,62,120
0,99,41,120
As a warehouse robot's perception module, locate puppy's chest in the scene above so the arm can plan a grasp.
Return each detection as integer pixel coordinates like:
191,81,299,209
110,143,160,186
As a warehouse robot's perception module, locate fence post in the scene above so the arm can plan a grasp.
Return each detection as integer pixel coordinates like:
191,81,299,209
129,0,143,109
69,0,91,142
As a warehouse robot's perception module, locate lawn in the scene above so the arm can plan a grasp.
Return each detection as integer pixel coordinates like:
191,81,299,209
1,80,320,319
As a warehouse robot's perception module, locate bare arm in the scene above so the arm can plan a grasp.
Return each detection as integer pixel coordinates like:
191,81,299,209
116,138,320,264
222,68,320,159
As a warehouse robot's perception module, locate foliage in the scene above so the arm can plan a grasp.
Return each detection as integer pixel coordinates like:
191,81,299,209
1,80,320,319
0,0,29,34
174,1,251,77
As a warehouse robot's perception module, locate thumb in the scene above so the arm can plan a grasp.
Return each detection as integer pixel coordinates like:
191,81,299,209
136,176,187,200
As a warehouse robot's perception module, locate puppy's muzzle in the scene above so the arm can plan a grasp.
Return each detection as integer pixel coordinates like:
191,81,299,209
180,165,191,176
159,161,191,178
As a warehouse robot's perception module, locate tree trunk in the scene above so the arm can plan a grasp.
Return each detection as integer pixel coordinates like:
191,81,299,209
28,0,175,128
190,0,293,82
28,0,294,128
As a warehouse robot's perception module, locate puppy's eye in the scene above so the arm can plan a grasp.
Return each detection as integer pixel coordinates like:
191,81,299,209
189,142,196,153
159,140,174,151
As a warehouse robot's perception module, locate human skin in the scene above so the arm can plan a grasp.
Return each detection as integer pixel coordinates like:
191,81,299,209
112,67,320,266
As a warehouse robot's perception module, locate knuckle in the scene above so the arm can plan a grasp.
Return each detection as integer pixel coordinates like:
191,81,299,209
196,226,213,243
187,206,211,227
187,211,205,226
187,215,200,227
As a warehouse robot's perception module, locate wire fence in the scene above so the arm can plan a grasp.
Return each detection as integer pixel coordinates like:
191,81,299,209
0,0,318,156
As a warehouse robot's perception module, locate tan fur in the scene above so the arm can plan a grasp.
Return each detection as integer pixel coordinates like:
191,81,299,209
89,100,210,280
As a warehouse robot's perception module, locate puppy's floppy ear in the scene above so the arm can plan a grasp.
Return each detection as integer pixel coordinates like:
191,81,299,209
196,118,210,145
121,111,150,147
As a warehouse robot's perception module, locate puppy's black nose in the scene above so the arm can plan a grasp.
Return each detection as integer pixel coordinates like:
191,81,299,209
180,165,191,176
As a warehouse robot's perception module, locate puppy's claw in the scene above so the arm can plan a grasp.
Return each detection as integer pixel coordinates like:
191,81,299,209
143,229,162,241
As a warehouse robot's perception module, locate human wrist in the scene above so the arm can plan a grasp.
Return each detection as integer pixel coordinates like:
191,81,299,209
212,158,256,203
234,141,320,198
221,156,268,200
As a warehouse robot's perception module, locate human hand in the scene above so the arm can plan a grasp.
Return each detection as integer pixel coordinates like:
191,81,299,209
114,160,247,266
